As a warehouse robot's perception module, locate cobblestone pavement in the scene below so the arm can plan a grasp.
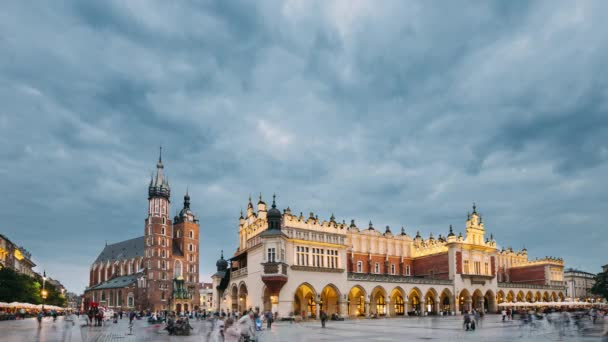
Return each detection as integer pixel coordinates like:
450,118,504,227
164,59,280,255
1,315,606,341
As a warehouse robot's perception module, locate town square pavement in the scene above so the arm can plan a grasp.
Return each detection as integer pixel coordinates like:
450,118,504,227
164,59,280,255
0,314,605,341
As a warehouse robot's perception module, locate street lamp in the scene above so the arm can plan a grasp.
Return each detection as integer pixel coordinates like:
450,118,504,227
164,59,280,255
41,270,48,311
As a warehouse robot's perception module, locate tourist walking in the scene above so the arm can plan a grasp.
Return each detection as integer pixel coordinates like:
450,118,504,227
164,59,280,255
37,311,43,328
501,309,506,322
238,311,256,341
224,318,241,342
320,310,328,328
463,311,471,331
265,310,273,329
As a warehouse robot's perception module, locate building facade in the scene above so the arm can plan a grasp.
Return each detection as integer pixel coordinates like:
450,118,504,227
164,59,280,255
84,151,201,313
212,198,566,318
564,268,602,303
199,283,214,311
0,234,37,278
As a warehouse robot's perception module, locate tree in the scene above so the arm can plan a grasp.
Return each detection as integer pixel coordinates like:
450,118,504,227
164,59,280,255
0,268,41,304
591,269,608,302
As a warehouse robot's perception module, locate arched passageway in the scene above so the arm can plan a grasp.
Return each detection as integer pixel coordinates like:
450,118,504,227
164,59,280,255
230,286,238,312
542,292,549,302
516,291,525,302
320,284,341,315
440,289,453,314
472,289,484,312
409,288,423,315
484,290,496,313
425,289,438,314
262,286,271,312
238,283,248,313
294,283,317,319
458,289,471,313
497,291,505,304
506,291,515,303
348,286,366,317
370,286,388,316
389,287,405,316
525,291,533,303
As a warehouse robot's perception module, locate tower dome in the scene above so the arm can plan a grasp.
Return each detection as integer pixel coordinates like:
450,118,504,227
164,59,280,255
267,194,281,219
216,250,228,271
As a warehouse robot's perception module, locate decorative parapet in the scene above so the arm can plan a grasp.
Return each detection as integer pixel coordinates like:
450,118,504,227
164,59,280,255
497,282,565,291
290,265,344,273
231,267,248,279
348,272,453,285
263,262,289,276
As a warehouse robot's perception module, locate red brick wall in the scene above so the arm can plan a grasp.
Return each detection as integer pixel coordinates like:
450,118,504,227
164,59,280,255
456,251,462,274
348,254,412,275
413,253,449,279
508,264,546,285
491,256,496,276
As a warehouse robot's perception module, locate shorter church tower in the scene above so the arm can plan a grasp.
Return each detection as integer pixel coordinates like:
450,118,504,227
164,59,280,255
172,190,201,311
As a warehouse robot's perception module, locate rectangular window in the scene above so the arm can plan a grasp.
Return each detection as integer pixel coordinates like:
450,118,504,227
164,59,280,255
474,261,481,275
374,263,380,274
391,264,395,275
463,260,470,274
267,248,276,263
484,262,489,275
405,265,411,276
357,261,363,273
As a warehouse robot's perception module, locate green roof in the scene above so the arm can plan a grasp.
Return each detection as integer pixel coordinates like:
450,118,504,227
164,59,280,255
88,273,141,290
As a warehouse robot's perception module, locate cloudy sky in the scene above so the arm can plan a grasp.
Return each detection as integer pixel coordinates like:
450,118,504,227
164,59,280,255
1,1,607,293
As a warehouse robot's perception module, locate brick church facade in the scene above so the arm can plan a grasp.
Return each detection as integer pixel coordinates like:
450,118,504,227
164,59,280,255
84,150,201,313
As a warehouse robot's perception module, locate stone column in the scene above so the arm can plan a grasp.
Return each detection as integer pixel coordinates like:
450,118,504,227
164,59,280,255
465,297,472,313
404,299,409,316
316,301,321,320
450,295,456,315
420,300,426,316
339,301,348,317
435,296,441,314
365,301,370,317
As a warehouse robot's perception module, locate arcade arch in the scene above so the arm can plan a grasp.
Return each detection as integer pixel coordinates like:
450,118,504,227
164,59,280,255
409,288,423,314
389,287,406,316
294,283,317,319
348,285,366,317
320,284,341,315
370,286,388,316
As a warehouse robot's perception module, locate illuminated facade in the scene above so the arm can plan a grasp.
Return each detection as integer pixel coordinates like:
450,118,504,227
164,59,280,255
212,199,566,317
0,234,36,278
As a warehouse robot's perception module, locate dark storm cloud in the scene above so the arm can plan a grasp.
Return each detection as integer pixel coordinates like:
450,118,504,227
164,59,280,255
0,0,607,292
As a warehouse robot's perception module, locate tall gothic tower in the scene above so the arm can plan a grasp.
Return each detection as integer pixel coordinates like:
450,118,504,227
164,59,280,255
144,148,173,309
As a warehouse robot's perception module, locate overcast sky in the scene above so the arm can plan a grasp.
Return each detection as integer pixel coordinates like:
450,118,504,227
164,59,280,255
1,1,607,293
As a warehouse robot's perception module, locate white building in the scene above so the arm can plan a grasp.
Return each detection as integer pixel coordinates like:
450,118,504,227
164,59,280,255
212,196,566,318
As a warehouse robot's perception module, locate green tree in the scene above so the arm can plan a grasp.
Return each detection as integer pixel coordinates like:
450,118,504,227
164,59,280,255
591,269,608,302
0,268,41,304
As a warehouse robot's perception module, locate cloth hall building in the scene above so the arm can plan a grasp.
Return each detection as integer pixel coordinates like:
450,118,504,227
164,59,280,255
84,152,201,313
212,197,566,318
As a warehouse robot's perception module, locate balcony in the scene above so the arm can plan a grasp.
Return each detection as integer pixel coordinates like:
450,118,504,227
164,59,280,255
263,262,288,276
231,267,248,279
261,262,288,294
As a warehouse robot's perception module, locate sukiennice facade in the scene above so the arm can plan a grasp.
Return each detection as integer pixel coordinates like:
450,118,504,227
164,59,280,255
212,197,566,318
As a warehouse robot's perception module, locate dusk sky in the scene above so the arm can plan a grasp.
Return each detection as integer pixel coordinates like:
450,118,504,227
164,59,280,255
1,1,607,293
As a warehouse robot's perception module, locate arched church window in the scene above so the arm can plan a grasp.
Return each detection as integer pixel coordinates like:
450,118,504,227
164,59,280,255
189,231,193,239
